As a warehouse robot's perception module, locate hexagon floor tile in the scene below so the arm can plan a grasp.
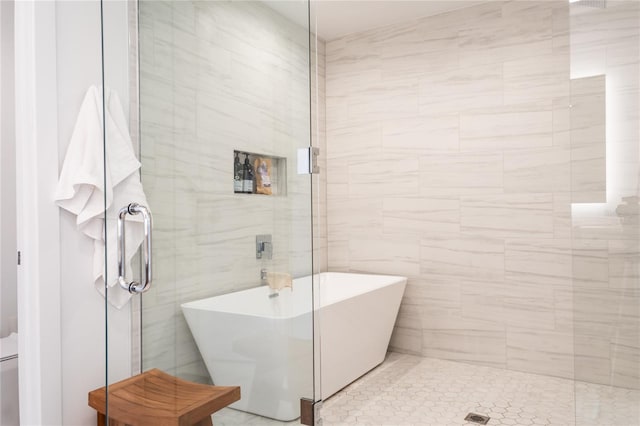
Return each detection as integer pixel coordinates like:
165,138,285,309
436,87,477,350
320,353,640,426
213,352,640,425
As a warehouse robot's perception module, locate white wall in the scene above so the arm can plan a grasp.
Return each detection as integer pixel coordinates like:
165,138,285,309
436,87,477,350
16,1,134,422
15,1,62,422
16,1,127,420
0,0,17,339
55,1,132,424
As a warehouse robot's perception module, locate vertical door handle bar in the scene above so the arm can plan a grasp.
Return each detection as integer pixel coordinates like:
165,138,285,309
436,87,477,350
117,203,153,293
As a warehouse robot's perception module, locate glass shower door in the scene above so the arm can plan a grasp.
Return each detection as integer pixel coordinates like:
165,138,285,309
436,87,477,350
570,1,640,424
103,0,316,423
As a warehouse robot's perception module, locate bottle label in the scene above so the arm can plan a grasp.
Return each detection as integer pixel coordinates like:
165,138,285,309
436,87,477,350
234,177,243,192
243,179,253,193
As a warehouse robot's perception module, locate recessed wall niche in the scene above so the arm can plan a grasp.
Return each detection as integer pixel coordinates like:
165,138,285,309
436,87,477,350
233,150,287,196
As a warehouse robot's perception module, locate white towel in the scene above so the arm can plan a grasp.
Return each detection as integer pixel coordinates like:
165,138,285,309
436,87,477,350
55,86,149,309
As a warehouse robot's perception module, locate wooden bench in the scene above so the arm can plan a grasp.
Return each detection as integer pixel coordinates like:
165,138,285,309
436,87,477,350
88,369,240,426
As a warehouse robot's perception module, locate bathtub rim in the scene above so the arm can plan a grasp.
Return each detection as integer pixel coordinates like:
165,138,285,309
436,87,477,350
180,272,408,320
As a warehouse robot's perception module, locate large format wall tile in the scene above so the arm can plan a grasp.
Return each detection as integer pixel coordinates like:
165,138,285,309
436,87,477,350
326,0,640,387
140,1,324,383
505,239,573,285
611,337,640,389
423,329,507,368
503,53,569,106
383,197,460,235
500,278,557,331
420,152,503,196
382,114,459,152
503,147,570,193
460,109,553,151
506,328,573,379
418,64,503,115
348,236,420,277
348,156,420,197
460,194,554,239
420,234,504,281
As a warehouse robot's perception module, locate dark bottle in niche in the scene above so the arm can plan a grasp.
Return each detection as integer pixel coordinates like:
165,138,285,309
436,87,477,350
233,152,243,193
242,153,255,194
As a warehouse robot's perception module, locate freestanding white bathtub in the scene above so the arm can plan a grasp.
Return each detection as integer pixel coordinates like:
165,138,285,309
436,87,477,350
181,272,406,421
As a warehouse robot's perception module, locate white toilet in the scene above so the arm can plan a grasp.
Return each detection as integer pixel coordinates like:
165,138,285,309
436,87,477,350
0,333,19,426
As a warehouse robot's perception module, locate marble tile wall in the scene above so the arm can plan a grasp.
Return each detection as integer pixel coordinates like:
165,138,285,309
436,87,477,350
325,0,640,387
138,0,323,383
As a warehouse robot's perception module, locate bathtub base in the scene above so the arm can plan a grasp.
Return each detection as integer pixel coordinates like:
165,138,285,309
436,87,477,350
182,272,406,421
319,280,404,399
183,310,313,421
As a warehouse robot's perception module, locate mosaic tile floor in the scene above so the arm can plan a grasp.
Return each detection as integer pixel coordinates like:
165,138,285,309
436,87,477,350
213,352,640,426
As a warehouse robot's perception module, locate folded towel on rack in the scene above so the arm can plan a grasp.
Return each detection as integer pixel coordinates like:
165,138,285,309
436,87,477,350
55,85,149,309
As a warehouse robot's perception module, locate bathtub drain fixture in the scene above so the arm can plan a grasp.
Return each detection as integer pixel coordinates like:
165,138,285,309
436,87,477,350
465,413,490,424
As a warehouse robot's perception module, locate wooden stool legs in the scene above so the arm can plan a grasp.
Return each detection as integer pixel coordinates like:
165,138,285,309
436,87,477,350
97,412,214,426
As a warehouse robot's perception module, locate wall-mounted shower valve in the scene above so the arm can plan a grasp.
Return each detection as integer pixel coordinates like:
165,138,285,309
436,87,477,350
256,234,273,259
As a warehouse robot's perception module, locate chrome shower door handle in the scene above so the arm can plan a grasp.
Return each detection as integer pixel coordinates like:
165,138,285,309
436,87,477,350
117,203,153,294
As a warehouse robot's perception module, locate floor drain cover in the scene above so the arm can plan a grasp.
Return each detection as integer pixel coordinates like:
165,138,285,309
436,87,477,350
465,412,490,424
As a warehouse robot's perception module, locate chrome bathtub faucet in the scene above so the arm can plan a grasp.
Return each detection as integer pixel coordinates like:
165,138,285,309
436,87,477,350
261,268,279,298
